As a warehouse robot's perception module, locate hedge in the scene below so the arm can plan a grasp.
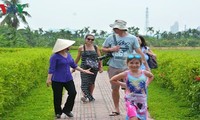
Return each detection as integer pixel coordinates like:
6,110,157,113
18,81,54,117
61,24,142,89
0,48,51,117
152,49,200,112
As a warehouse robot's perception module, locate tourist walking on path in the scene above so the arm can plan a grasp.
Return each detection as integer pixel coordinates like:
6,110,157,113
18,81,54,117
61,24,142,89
137,35,156,70
101,20,150,116
74,34,103,102
46,39,93,119
110,54,154,120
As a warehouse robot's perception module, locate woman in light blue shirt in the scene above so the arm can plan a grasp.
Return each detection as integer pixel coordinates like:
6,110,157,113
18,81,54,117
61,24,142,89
137,35,156,70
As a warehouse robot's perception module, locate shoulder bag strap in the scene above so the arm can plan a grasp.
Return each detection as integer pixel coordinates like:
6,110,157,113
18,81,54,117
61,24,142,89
113,34,117,45
94,45,97,52
83,44,86,53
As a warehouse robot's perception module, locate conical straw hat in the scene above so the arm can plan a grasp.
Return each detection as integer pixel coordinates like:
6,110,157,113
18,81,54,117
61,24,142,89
52,39,75,53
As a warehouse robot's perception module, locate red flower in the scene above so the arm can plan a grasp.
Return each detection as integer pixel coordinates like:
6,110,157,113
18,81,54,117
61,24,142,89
195,76,200,81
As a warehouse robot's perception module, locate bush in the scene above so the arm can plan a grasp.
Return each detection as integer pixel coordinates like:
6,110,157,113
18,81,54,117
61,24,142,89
153,49,200,112
0,48,51,117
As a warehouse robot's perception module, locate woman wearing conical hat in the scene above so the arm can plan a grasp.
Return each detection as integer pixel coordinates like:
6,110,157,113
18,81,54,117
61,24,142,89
46,39,93,119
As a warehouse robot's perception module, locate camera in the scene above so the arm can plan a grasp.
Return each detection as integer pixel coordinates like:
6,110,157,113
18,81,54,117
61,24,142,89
98,52,113,61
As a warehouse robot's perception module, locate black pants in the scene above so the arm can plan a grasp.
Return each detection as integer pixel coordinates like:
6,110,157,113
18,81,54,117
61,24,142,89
52,80,77,115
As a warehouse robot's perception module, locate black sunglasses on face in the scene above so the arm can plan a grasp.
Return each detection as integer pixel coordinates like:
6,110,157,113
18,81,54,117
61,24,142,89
87,38,94,41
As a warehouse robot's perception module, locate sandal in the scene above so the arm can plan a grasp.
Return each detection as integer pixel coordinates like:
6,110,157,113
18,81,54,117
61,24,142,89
109,112,120,116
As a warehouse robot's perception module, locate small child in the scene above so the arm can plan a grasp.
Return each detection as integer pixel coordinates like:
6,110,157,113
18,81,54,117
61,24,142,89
110,54,154,120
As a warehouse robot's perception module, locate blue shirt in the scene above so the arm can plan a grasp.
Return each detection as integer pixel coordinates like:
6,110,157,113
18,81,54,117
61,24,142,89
102,34,140,69
48,53,77,83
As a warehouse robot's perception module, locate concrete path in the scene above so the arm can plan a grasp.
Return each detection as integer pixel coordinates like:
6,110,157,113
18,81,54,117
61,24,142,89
58,71,126,120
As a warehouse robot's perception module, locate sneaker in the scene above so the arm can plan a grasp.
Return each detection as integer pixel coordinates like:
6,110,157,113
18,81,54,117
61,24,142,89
65,112,74,117
55,114,61,118
89,98,95,102
81,96,87,102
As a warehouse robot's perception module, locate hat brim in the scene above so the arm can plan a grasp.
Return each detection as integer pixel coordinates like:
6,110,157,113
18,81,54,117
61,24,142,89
109,24,127,30
52,39,75,53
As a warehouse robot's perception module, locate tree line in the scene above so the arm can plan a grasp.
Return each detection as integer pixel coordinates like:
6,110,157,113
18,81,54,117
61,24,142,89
0,25,200,48
1,0,200,48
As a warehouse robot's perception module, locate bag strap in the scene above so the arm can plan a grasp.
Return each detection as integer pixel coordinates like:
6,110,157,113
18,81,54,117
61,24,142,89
83,44,86,53
113,34,117,45
83,44,97,52
94,45,97,52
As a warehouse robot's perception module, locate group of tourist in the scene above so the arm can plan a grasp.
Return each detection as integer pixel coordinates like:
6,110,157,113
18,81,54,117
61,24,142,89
46,19,156,120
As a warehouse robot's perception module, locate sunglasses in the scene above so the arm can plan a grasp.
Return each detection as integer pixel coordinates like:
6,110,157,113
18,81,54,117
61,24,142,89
127,54,141,60
87,38,94,41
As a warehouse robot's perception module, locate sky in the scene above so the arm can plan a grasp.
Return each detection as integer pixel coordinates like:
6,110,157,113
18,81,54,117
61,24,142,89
2,0,200,34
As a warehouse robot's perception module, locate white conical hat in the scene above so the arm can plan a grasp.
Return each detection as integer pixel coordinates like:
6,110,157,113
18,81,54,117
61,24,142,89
52,39,75,53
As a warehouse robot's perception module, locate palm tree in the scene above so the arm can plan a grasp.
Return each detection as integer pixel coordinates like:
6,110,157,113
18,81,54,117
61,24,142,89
82,26,90,35
147,27,154,36
73,30,80,38
161,31,168,39
91,29,98,36
0,0,31,29
127,26,140,35
99,30,107,38
154,30,160,39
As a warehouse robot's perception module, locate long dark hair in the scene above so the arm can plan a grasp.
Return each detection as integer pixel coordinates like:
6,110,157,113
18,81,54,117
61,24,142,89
137,35,147,47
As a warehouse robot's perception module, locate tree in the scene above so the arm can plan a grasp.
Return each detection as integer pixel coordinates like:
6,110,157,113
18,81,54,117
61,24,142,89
161,31,168,39
0,0,31,29
127,26,140,35
99,30,107,38
154,30,160,39
17,26,34,47
91,29,98,36
147,27,154,36
82,26,90,36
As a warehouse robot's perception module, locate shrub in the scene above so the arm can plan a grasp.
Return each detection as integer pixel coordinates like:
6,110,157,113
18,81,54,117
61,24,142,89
0,48,51,117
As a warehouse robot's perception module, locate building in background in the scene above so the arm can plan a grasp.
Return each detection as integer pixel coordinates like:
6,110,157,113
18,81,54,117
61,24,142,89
170,21,179,33
197,26,200,31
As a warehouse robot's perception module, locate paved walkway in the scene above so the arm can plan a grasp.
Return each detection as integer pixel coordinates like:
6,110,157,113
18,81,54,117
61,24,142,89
58,71,126,120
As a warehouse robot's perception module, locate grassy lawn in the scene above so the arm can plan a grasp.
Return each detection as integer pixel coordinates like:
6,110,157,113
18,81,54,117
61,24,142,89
1,83,54,120
148,82,199,120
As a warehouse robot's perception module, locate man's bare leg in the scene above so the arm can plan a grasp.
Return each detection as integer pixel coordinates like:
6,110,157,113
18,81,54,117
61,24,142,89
112,88,120,113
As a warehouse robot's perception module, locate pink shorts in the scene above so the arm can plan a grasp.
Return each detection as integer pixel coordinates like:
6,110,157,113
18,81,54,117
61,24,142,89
126,101,137,118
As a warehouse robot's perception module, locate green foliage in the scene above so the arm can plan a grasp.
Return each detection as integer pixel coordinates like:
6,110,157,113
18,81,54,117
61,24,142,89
1,84,54,120
0,46,200,119
153,49,200,112
0,26,200,48
0,48,51,118
0,0,31,29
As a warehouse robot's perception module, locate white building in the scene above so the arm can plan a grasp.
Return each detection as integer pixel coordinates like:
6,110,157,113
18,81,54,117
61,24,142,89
197,26,200,31
170,21,179,33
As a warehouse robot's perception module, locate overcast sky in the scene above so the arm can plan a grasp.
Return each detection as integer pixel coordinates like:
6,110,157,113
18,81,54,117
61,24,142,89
15,0,200,34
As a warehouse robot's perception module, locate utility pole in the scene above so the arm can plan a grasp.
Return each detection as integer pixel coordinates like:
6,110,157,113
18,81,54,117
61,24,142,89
145,7,149,35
